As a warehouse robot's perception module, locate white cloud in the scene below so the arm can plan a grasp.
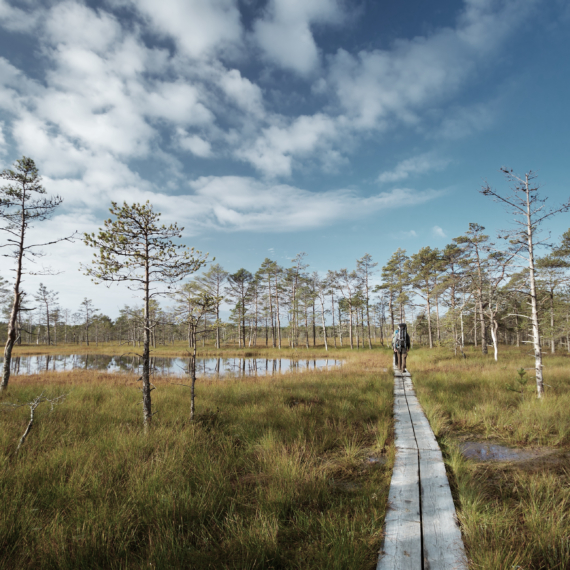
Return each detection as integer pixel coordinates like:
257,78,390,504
252,0,344,76
218,69,264,117
177,130,212,158
432,225,447,238
236,113,340,177
44,1,122,53
32,175,439,237
144,81,214,126
0,0,43,33
179,176,443,232
0,0,540,182
123,0,242,59
378,153,450,184
327,0,537,129
435,102,494,140
0,120,7,155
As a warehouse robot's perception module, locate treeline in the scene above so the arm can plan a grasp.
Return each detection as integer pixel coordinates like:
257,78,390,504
2,228,570,360
0,255,387,350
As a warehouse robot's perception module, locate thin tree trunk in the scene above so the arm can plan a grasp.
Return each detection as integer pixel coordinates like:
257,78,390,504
349,306,353,349
331,292,337,348
435,294,441,343
473,301,477,347
426,292,433,349
275,279,282,349
479,297,487,354
190,327,197,421
490,317,498,361
142,252,153,429
312,299,316,347
550,290,555,354
1,197,25,392
525,176,544,397
319,293,328,351
304,304,309,349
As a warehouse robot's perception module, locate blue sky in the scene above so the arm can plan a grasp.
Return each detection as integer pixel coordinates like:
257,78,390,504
1,0,569,316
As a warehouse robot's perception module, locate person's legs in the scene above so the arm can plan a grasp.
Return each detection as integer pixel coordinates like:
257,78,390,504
401,351,407,371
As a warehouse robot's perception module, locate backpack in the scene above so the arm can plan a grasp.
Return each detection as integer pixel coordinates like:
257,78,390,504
396,324,407,351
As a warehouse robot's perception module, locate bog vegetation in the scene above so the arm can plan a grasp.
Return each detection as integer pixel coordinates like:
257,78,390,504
0,353,393,570
411,347,570,570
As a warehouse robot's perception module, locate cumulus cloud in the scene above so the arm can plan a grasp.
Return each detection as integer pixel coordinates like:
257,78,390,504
378,153,450,184
122,0,242,59
0,0,541,206
253,0,344,76
236,113,339,177
0,0,43,32
432,225,447,238
177,130,213,158
327,0,537,129
44,1,122,53
0,121,7,155
218,69,264,117
0,0,540,182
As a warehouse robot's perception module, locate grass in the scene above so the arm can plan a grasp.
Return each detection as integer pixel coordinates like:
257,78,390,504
0,350,394,569
410,345,570,570
6,341,569,568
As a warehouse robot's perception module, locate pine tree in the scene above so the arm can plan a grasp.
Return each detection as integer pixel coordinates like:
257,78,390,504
83,201,208,429
1,157,73,391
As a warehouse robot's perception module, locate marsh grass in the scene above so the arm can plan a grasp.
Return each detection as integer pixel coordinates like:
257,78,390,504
0,352,393,569
411,346,570,569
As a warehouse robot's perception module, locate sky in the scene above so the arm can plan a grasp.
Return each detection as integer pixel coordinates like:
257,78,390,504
1,0,569,318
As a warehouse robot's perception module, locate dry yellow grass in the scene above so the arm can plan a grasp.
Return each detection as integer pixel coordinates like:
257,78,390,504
0,348,394,570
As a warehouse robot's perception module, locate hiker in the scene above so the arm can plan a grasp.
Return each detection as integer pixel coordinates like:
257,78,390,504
392,323,411,372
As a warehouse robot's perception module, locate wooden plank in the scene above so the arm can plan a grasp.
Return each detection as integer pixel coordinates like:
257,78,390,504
382,371,467,570
402,378,440,452
406,399,439,451
419,449,468,569
378,448,422,570
393,391,417,451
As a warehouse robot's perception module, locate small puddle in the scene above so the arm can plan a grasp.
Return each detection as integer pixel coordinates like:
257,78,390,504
329,479,361,492
460,442,551,462
366,456,388,466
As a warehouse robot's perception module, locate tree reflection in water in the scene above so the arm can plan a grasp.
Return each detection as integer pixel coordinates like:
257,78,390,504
0,355,342,378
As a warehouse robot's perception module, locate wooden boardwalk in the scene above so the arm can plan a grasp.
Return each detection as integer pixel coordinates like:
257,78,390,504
377,371,468,570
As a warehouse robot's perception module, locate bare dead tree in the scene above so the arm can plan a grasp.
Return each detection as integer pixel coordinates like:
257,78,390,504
311,272,329,351
172,291,215,420
2,392,67,455
481,169,570,397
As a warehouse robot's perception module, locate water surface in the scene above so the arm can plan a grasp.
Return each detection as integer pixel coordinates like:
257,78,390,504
460,442,551,462
1,354,342,378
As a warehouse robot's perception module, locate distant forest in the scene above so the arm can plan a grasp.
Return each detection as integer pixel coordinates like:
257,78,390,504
2,229,570,357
